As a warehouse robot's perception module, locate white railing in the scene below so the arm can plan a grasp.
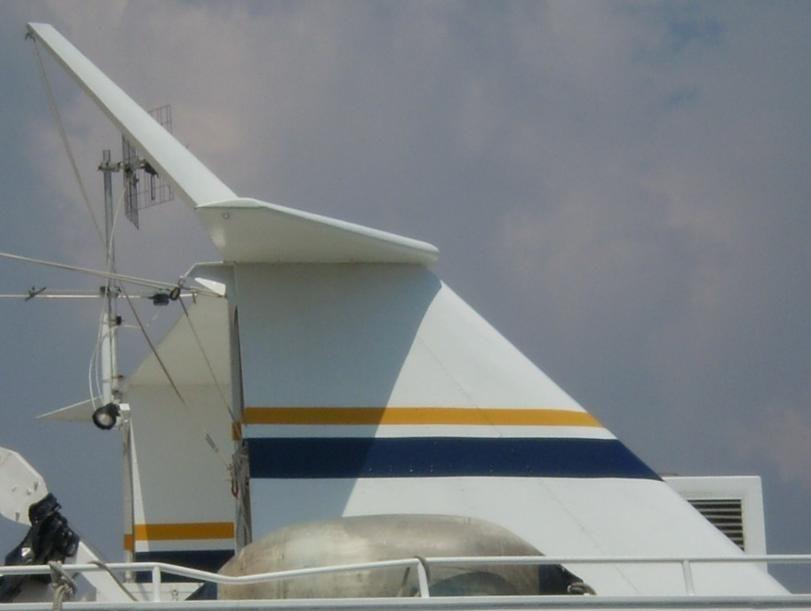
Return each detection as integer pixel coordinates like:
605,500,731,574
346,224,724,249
425,554,811,596
0,553,809,608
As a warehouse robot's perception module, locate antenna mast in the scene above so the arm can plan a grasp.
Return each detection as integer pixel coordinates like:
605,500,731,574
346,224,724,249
98,149,134,567
96,106,174,568
99,149,120,407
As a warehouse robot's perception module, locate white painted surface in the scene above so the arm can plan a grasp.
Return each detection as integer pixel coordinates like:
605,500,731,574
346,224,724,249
235,263,785,596
126,298,235,548
127,386,234,532
197,199,438,264
131,538,234,554
235,264,586,413
244,424,615,439
0,446,47,525
249,477,783,596
129,296,231,387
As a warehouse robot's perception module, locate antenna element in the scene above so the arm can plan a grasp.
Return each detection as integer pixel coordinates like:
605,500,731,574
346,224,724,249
122,105,175,228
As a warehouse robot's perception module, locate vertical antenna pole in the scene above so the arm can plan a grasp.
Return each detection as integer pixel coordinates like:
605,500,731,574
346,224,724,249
100,149,118,405
100,150,134,568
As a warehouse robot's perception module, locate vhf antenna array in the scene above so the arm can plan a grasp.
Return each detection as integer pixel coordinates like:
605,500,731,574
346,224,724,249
121,105,174,228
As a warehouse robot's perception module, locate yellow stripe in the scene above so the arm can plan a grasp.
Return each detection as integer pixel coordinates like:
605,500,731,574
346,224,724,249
123,533,133,551
243,407,601,428
133,522,234,541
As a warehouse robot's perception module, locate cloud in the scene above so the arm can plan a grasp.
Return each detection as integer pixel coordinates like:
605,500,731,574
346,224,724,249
734,396,811,492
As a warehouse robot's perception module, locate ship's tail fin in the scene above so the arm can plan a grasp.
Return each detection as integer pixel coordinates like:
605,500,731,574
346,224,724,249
25,23,438,265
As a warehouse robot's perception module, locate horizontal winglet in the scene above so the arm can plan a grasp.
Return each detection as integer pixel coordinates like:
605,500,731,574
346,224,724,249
197,198,439,264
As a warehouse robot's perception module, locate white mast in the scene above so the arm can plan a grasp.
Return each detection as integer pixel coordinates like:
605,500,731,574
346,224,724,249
99,149,120,407
98,149,134,566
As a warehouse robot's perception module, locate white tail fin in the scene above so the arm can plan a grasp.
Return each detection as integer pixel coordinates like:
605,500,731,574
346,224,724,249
26,23,438,265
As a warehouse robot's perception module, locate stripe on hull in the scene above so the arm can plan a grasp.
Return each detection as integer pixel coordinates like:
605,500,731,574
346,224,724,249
132,521,234,541
244,423,615,439
133,550,233,582
247,437,659,480
243,406,601,427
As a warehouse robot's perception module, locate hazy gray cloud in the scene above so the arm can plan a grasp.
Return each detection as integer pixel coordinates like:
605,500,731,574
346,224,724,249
735,394,811,491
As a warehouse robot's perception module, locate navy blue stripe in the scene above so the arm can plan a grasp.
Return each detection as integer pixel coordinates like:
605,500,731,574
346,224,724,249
133,550,233,582
247,437,659,480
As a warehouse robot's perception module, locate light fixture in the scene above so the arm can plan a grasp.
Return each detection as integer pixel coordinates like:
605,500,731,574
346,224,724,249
92,403,121,430
151,292,170,306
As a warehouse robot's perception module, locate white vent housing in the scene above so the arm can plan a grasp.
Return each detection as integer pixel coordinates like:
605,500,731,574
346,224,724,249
664,475,767,554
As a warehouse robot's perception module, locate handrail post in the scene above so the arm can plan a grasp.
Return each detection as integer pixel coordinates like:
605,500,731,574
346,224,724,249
681,559,695,595
414,558,430,598
151,565,162,602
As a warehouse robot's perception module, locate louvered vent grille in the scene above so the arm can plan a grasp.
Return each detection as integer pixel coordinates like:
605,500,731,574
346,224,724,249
688,498,745,551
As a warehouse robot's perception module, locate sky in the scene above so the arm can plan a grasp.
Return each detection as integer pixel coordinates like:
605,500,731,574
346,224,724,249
0,0,810,592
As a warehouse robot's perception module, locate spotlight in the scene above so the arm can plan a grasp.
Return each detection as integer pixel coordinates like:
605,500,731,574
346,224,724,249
151,292,170,306
92,403,121,430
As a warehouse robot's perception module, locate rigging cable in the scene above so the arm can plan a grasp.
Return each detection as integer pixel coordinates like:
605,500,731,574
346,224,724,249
29,37,105,246
106,181,127,273
88,307,105,411
120,287,230,470
0,250,219,296
0,292,106,299
87,561,136,602
178,296,236,424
